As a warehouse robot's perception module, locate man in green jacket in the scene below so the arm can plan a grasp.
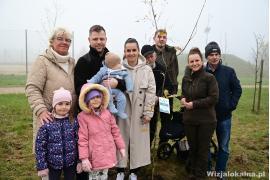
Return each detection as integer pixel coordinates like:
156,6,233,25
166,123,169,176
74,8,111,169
152,29,179,143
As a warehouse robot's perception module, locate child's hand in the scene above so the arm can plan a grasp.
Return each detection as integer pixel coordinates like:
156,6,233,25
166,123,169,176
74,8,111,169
37,168,49,177
82,158,92,172
120,149,126,158
76,162,83,173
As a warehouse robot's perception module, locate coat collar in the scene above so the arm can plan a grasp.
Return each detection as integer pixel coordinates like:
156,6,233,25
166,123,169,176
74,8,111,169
89,46,109,58
122,54,146,70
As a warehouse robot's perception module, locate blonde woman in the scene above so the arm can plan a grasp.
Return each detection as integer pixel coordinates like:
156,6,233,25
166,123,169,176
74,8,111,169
25,27,77,153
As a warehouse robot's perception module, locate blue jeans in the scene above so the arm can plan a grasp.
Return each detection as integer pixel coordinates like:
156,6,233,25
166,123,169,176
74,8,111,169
209,118,231,173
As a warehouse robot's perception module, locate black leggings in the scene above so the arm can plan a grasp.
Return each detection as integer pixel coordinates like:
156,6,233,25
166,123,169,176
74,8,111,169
49,164,76,180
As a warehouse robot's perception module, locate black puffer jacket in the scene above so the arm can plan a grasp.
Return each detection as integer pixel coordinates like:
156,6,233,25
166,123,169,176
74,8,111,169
181,66,219,125
74,46,109,96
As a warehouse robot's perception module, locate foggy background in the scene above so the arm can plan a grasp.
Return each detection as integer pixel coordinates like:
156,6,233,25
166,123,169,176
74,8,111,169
0,0,268,65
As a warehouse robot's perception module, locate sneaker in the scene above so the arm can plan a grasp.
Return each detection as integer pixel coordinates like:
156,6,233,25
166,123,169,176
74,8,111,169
129,173,137,180
116,172,125,180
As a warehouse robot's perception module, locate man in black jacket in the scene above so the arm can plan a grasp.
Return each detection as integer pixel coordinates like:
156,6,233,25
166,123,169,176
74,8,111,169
152,29,179,144
205,41,242,177
74,25,125,180
74,25,125,103
141,44,166,147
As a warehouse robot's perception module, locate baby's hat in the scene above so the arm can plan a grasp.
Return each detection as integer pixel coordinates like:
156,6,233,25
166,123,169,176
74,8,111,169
52,87,72,108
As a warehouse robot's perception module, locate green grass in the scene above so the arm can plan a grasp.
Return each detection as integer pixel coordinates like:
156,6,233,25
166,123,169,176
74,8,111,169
0,75,26,87
0,88,268,179
0,94,34,179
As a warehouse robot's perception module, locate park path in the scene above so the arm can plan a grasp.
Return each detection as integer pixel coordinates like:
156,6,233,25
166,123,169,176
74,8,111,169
0,85,268,94
0,86,25,94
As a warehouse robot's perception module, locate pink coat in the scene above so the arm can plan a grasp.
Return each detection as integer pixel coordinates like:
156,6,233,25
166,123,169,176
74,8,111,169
78,83,125,170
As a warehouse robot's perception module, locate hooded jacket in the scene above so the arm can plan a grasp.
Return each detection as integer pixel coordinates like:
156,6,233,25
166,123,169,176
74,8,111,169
26,48,76,118
116,55,156,169
77,83,125,170
25,48,76,150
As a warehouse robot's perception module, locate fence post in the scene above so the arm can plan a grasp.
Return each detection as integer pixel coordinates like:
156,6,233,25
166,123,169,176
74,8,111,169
25,29,28,76
72,31,75,58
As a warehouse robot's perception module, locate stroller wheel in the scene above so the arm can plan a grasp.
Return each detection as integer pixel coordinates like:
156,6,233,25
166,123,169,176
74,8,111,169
157,142,172,160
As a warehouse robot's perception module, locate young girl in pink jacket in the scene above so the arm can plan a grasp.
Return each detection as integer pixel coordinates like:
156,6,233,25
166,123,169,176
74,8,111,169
77,83,125,180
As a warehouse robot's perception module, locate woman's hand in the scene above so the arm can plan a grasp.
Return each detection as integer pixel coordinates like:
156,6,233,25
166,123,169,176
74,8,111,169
181,98,193,110
180,98,186,105
102,78,118,88
38,110,53,125
142,116,151,124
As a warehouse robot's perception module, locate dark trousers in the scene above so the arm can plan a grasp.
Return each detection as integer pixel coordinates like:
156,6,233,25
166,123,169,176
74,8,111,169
159,98,173,143
49,164,76,180
76,172,89,180
150,105,159,147
184,123,216,178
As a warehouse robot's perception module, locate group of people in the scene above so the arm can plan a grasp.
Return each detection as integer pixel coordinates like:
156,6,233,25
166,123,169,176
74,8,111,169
25,24,242,180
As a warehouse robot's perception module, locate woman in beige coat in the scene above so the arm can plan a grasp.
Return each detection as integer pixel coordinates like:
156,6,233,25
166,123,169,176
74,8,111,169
25,27,76,151
116,38,156,180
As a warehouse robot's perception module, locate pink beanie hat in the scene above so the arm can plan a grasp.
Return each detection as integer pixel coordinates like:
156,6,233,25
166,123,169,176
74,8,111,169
52,87,72,108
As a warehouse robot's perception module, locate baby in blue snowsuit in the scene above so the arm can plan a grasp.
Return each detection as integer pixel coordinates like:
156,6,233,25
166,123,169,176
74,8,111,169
87,52,133,119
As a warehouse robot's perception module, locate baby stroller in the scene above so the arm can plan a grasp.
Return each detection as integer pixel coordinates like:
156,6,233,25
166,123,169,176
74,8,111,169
157,106,189,160
156,96,218,161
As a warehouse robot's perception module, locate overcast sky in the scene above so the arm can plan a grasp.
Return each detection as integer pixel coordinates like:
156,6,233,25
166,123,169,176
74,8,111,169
0,0,268,62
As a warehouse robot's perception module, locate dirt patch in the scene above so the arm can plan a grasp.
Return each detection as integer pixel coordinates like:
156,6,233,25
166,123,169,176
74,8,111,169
0,65,29,75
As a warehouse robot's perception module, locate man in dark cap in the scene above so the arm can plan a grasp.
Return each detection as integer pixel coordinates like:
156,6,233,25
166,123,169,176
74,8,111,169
205,41,242,177
141,45,167,147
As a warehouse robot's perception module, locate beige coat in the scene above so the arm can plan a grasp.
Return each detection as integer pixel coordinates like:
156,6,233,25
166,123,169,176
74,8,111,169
25,48,76,147
117,55,156,169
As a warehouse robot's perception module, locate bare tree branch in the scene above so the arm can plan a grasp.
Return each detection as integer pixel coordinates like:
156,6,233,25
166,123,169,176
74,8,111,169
179,0,207,54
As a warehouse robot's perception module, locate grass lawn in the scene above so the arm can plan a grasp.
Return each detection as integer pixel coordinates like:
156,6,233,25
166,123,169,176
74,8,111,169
0,88,268,179
0,75,26,87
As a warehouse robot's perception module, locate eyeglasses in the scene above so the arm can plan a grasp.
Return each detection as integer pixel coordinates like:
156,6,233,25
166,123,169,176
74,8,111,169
55,37,72,43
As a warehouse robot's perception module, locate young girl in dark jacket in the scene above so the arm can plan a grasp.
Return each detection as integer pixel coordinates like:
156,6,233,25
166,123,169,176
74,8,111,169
35,87,82,180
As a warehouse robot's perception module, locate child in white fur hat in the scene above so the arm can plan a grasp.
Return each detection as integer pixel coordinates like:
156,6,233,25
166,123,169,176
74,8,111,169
35,87,82,179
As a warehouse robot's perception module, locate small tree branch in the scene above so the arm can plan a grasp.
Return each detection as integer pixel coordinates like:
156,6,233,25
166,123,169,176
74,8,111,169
179,0,207,54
